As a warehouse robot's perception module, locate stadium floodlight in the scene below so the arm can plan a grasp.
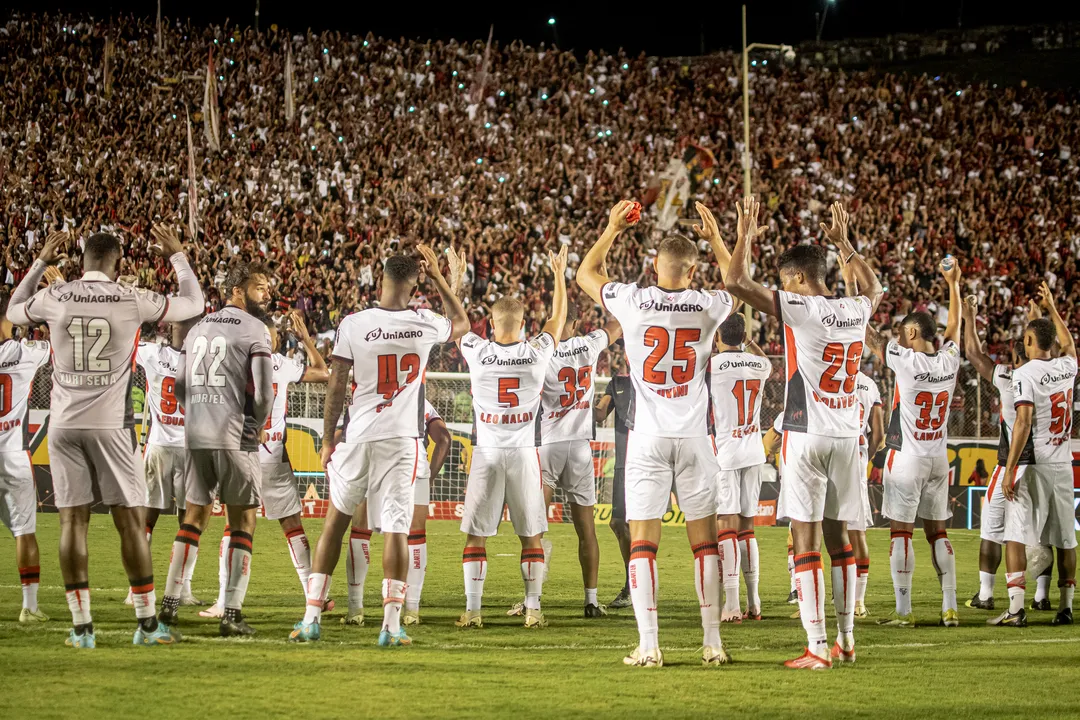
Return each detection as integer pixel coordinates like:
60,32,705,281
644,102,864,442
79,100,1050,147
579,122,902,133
548,18,556,26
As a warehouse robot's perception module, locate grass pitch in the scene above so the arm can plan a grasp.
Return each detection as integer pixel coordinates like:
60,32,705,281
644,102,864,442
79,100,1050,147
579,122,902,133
1,516,1078,720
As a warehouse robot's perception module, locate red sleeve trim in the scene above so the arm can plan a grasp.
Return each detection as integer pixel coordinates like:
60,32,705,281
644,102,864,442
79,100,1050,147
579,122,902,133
1014,401,1034,408
251,352,272,359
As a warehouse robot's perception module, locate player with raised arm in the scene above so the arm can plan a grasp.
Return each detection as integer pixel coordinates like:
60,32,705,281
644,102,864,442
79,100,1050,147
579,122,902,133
6,227,204,648
725,197,883,669
0,294,51,622
455,246,568,631
159,262,273,637
577,200,736,668
864,259,962,628
992,283,1077,628
709,314,772,623
290,245,469,646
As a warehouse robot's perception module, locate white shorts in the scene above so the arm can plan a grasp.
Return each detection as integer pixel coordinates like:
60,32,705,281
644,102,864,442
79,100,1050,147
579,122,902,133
144,445,190,511
980,465,1007,544
329,437,419,535
777,432,862,524
0,451,36,536
260,462,302,520
461,446,547,538
624,433,718,522
882,449,951,524
716,463,766,518
847,448,873,533
1004,464,1077,550
367,467,430,531
540,439,596,506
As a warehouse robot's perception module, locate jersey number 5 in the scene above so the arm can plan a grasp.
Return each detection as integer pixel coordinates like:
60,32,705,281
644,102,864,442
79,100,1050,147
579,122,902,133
558,366,592,407
819,341,863,394
377,354,420,400
643,327,700,385
1050,390,1073,434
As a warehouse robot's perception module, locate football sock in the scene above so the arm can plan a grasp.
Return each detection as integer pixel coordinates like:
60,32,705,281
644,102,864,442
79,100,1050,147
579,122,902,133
19,566,40,611
830,545,856,650
692,541,722,648
856,558,870,606
978,570,996,602
225,530,253,612
285,526,312,593
216,527,230,609
130,575,157,629
382,578,407,633
794,552,827,658
346,528,372,613
738,530,760,611
463,546,487,612
303,572,330,625
406,531,427,611
65,581,91,627
928,530,957,612
1035,574,1051,603
1006,572,1026,614
585,587,598,606
717,529,740,614
628,541,659,651
521,547,545,611
164,523,202,608
1060,579,1076,612
890,530,914,615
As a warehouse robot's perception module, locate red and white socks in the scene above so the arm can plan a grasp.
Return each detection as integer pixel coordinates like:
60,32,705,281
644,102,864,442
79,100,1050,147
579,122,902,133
303,572,330,624
738,530,760,611
830,545,856,651
856,558,870,607
794,551,827,658
692,541,722,647
65,581,92,630
1007,572,1026,614
19,565,40,611
628,541,659,651
889,530,914,615
717,529,740,615
406,531,427,611
521,547,545,610
382,578,407,633
130,575,156,624
346,528,372,615
928,530,957,612
463,546,487,612
163,523,202,612
285,526,312,593
225,530,253,619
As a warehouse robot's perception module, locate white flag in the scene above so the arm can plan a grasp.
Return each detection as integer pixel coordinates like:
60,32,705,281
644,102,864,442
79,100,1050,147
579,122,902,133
285,44,295,123
186,110,199,242
203,50,221,152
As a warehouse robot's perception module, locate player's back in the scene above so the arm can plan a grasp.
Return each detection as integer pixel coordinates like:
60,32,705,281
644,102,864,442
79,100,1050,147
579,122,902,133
601,282,734,437
1012,355,1077,465
710,351,772,469
776,291,871,437
137,342,185,448
0,339,50,452
462,331,555,448
884,340,960,456
540,330,608,443
183,305,272,451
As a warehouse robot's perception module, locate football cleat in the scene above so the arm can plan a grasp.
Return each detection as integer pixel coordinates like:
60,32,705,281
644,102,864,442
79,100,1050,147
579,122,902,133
1052,608,1074,626
940,609,960,627
609,587,632,609
179,590,204,607
219,615,257,637
789,608,801,619
721,609,743,624
289,620,320,642
134,622,182,646
853,602,870,619
402,609,421,626
877,612,916,627
584,603,607,619
524,608,548,629
506,601,525,617
65,629,96,649
743,607,762,621
157,606,178,626
18,608,49,623
988,609,1027,627
1031,598,1052,612
830,642,856,664
198,603,224,619
623,647,663,667
966,593,995,611
341,611,365,626
786,590,799,605
455,610,483,629
784,648,832,670
377,627,412,647
701,645,732,666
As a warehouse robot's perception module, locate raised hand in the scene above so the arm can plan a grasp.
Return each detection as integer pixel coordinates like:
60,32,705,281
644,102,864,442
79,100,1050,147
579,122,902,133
416,243,442,280
818,202,850,248
43,266,65,286
1027,299,1042,321
964,295,978,313
692,202,723,246
606,200,638,234
736,195,767,243
288,310,311,343
549,245,568,276
445,241,467,288
939,256,961,285
38,231,69,265
1037,282,1058,316
149,224,183,257
838,248,857,294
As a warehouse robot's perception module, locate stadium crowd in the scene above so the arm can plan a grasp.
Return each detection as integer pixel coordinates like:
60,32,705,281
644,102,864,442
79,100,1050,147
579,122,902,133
2,11,1079,382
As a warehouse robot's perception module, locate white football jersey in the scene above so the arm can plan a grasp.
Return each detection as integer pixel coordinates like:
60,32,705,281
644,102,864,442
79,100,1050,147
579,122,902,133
884,340,961,457
333,307,453,443
136,342,185,448
259,353,307,464
992,364,1023,466
709,351,772,470
854,371,882,449
1011,355,1077,465
0,339,50,453
540,330,609,444
460,331,555,448
601,282,734,437
775,291,872,437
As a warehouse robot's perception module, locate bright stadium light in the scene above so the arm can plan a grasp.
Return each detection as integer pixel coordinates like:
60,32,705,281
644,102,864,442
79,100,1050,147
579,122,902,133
548,18,556,25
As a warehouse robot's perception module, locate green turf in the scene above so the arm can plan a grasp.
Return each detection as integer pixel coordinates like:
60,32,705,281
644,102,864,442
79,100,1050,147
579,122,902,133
1,516,1077,719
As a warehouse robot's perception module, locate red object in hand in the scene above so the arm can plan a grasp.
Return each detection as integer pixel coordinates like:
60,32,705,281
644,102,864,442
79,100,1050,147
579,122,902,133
626,201,642,224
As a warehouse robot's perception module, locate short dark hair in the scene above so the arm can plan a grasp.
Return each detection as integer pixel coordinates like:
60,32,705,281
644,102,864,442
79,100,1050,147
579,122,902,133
901,311,936,342
385,254,419,285
223,262,268,298
777,245,827,282
84,233,122,262
1027,318,1056,351
565,302,580,325
656,235,698,267
719,313,746,346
